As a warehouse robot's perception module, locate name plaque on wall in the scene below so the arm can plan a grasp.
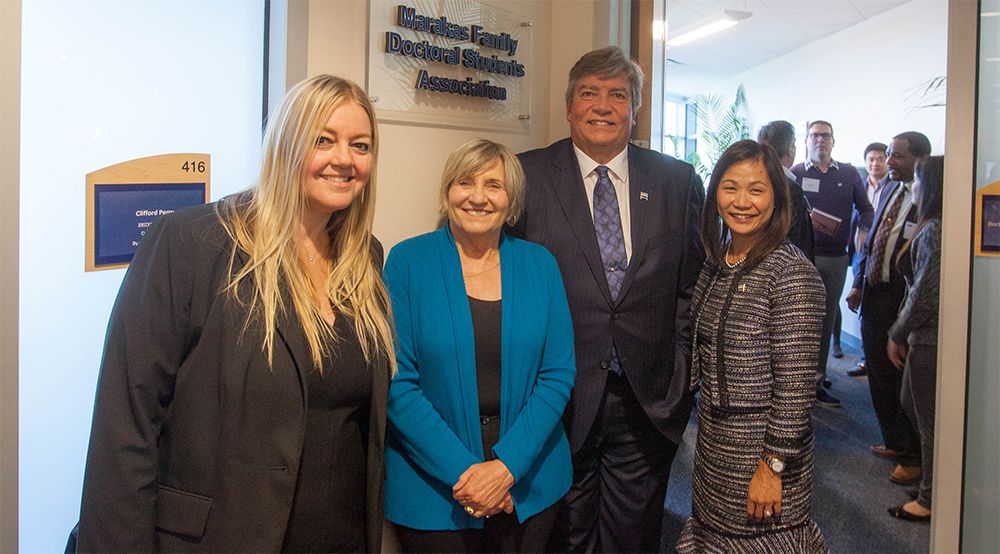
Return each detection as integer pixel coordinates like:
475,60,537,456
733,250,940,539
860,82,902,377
367,0,532,131
85,153,210,271
976,181,1000,257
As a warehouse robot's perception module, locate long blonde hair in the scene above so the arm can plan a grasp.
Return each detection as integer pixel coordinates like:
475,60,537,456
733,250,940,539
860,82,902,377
216,74,395,374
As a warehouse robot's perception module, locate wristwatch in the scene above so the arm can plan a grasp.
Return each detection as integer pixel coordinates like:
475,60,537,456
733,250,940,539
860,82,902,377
762,453,785,474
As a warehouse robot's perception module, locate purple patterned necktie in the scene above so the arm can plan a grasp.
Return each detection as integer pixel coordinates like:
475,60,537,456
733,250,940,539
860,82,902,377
593,165,627,375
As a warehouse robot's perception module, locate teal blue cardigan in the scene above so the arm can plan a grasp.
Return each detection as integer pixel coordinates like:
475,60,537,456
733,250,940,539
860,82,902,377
383,226,576,530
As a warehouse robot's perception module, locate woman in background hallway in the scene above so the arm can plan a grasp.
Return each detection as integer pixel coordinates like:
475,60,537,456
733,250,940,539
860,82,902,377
677,140,828,553
886,155,943,522
77,75,394,552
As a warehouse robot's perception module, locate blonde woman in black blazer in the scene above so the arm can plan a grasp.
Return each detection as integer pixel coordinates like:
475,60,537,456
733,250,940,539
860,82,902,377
77,75,395,552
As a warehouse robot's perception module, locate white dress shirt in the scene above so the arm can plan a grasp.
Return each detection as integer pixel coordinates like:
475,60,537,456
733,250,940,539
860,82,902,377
573,145,632,261
875,180,916,283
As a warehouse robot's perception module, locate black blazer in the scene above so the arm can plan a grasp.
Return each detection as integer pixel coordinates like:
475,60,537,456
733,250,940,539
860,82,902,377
853,180,919,324
77,204,388,552
787,177,815,262
512,139,705,450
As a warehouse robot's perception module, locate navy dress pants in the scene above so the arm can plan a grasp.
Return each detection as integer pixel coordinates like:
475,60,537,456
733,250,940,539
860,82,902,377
549,371,679,553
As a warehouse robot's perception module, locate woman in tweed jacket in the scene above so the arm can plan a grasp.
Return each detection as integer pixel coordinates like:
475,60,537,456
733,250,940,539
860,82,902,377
677,140,828,553
886,155,943,522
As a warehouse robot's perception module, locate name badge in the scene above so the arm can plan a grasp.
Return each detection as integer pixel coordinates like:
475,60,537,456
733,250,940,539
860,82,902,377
801,177,821,193
903,221,917,240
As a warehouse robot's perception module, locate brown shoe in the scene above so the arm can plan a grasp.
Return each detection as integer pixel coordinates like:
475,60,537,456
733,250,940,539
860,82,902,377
890,464,922,485
870,445,899,459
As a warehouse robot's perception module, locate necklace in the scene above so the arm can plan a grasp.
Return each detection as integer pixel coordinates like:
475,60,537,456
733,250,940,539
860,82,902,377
724,242,748,269
463,260,500,279
300,244,328,264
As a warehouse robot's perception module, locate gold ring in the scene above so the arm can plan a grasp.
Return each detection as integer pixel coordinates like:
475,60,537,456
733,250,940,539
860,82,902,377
465,506,475,516
764,509,772,517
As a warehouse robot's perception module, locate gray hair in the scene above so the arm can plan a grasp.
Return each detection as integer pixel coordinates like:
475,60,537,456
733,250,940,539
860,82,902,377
565,46,644,113
758,120,796,155
439,139,526,227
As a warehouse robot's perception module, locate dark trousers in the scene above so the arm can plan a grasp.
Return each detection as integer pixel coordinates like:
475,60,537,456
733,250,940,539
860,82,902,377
861,287,921,467
902,343,937,508
549,372,678,553
814,255,849,387
394,504,560,553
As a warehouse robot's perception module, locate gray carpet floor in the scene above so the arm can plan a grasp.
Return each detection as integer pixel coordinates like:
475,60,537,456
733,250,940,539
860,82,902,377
661,340,931,553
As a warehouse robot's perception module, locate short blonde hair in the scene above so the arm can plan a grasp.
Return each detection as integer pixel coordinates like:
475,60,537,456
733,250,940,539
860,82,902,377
438,139,526,227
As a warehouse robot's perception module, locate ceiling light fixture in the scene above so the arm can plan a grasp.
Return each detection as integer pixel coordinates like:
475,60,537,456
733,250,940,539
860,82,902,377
666,8,752,47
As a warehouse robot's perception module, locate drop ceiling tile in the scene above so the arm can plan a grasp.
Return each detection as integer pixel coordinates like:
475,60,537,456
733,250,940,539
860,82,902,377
744,0,779,16
734,13,800,34
760,0,856,13
853,1,909,18
798,21,861,39
747,26,814,54
672,0,733,17
781,7,865,27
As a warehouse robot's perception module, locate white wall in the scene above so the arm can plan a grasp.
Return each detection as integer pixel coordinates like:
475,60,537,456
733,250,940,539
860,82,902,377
690,0,948,341
297,0,611,249
18,2,264,551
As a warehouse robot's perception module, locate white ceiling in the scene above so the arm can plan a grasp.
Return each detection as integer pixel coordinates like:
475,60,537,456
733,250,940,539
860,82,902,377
663,0,912,97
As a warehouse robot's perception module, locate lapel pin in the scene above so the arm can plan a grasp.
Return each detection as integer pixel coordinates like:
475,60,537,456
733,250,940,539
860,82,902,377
639,191,648,201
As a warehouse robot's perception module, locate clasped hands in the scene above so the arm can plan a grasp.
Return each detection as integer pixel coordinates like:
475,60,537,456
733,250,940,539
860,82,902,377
453,459,515,519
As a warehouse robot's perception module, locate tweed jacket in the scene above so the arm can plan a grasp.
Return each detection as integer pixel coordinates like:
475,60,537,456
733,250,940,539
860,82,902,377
890,219,941,347
689,243,825,458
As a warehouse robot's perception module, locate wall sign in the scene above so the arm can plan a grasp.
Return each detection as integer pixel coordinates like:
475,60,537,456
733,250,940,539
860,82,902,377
976,181,1000,256
368,0,532,130
85,153,210,271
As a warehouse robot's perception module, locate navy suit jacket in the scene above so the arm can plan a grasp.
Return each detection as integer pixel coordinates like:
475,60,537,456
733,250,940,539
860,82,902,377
512,139,705,451
853,180,919,324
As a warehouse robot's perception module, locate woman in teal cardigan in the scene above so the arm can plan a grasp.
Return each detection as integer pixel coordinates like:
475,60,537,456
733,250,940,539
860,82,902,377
383,139,576,552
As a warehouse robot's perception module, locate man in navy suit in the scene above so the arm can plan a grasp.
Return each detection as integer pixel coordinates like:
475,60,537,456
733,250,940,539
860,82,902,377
847,131,931,486
511,47,704,552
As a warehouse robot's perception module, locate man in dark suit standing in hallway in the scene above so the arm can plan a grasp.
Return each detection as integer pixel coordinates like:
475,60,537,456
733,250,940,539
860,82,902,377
847,131,931,486
511,46,704,553
757,119,816,261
